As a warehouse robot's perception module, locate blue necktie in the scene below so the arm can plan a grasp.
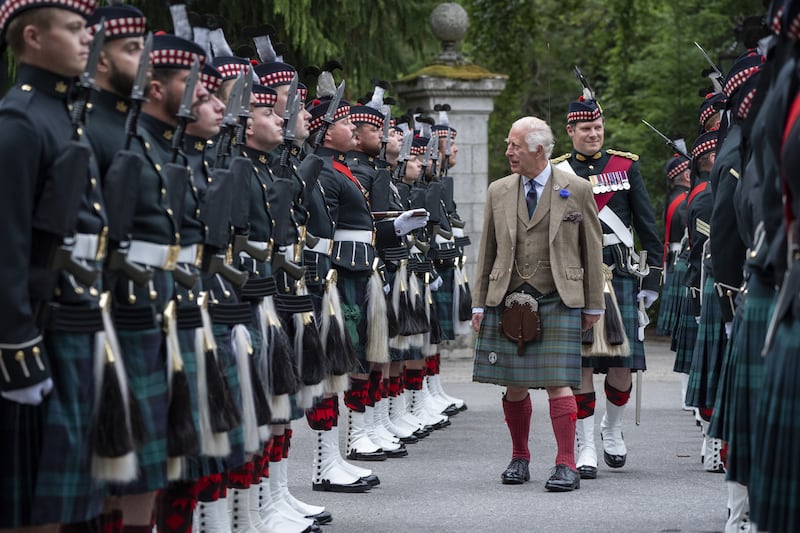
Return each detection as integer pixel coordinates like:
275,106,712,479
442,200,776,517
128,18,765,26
526,182,538,218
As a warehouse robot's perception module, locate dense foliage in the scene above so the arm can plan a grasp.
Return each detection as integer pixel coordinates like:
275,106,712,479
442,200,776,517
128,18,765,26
3,0,765,220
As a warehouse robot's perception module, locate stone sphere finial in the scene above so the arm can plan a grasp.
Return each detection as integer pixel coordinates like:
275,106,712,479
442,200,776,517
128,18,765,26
430,3,469,65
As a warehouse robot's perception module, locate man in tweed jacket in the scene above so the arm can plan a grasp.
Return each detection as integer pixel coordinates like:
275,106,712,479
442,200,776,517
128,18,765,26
471,116,604,492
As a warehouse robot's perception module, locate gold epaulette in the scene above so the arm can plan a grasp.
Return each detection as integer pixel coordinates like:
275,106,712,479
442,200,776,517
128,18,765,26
606,149,639,161
550,153,572,164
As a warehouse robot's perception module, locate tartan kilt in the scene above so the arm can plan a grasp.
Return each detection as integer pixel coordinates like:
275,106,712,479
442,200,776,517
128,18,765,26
711,273,772,484
336,269,370,374
219,322,245,470
0,398,43,527
433,266,455,341
685,276,726,409
750,314,800,533
672,290,697,374
31,332,105,524
656,257,688,336
584,272,646,371
178,328,225,481
473,294,582,389
113,327,168,494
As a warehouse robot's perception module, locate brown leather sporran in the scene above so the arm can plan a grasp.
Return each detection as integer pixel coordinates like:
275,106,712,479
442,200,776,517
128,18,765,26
498,293,541,356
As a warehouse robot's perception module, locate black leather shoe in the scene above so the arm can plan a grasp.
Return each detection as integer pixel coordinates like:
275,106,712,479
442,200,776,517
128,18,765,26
545,464,580,492
500,458,530,485
312,478,372,493
578,465,597,479
603,451,626,468
361,474,380,487
399,433,419,444
306,510,333,525
346,449,387,461
443,404,460,417
385,444,408,458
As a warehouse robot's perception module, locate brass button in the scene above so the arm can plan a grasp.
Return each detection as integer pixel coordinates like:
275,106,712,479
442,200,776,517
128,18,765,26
155,163,162,171
93,202,101,212
166,208,174,216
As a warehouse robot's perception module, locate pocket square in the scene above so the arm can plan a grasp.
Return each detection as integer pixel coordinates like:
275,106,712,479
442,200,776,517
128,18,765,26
563,212,583,223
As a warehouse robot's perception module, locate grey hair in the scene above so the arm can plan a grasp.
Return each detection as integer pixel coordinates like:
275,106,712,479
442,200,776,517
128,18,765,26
511,116,556,159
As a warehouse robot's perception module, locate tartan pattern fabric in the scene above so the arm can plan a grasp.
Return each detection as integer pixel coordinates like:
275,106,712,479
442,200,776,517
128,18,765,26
473,294,582,389
113,327,168,494
656,258,688,336
337,270,370,374
685,276,726,409
218,323,245,471
0,397,41,527
432,266,455,340
583,273,646,371
671,288,697,373
31,332,105,524
711,273,772,484
750,313,800,533
178,329,225,481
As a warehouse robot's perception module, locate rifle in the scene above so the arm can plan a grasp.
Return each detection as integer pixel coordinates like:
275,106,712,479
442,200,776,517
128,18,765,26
313,80,345,151
40,23,106,287
378,104,392,161
278,74,300,176
104,33,154,286
392,129,413,181
435,104,452,177
167,58,201,289
233,65,253,152
694,42,725,94
213,72,243,168
641,120,691,161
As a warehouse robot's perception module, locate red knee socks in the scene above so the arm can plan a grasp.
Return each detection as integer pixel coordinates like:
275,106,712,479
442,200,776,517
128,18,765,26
550,396,578,469
502,394,532,461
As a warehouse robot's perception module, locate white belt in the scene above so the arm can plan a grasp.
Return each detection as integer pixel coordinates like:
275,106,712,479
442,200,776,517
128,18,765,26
669,242,682,252
452,227,465,238
410,245,423,254
247,240,271,250
239,240,271,263
435,234,455,246
177,243,203,266
128,240,180,271
603,234,622,246
71,233,100,261
334,229,374,244
305,237,333,255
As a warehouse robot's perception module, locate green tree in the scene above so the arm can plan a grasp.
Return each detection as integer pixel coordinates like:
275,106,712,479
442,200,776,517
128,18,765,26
130,0,439,100
463,0,763,220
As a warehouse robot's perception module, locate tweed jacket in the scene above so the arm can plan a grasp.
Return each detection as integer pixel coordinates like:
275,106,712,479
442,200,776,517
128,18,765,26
473,165,605,310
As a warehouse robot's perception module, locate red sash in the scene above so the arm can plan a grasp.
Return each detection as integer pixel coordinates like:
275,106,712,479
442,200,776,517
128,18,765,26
663,192,687,266
781,92,800,227
593,155,633,211
687,180,708,207
333,159,370,206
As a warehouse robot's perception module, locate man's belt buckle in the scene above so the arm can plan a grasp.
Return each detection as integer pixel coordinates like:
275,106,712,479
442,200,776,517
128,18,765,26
163,245,180,271
194,244,204,268
95,227,109,261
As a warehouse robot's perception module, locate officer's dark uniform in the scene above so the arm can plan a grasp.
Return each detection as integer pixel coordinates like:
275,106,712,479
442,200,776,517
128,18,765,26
560,146,663,370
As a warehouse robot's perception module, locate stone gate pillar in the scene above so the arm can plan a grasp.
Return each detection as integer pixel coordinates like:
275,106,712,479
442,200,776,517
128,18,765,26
393,3,506,282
